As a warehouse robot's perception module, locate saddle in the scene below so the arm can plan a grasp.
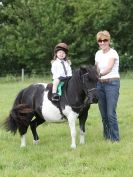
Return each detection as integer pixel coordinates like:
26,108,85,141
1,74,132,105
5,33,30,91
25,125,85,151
46,82,65,118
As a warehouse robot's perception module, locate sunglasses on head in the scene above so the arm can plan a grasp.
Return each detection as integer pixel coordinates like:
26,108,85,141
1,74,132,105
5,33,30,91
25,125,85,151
98,39,108,43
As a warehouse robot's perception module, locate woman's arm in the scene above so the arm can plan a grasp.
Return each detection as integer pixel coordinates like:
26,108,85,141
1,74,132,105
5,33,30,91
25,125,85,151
98,58,115,77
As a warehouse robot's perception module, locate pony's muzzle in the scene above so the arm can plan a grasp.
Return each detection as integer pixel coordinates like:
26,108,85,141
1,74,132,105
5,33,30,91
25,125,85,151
87,88,99,104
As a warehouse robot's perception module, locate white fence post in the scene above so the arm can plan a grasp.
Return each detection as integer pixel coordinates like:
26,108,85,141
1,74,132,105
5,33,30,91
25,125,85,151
21,68,24,82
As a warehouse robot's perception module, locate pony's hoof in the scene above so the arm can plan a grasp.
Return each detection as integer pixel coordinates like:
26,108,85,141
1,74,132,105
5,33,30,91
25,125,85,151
80,140,85,144
20,144,26,148
71,144,76,149
33,140,40,145
80,134,85,144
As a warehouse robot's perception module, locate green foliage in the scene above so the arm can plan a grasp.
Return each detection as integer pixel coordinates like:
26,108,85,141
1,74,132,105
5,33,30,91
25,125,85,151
0,0,133,74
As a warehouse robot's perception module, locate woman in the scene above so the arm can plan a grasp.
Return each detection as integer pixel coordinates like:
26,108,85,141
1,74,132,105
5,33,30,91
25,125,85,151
95,30,120,142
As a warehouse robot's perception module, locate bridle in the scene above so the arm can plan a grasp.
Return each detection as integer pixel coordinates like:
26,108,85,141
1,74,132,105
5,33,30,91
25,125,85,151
64,72,96,109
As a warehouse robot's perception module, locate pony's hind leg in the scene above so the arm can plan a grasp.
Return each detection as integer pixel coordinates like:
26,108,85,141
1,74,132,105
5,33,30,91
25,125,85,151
19,126,29,148
18,113,34,147
30,116,45,144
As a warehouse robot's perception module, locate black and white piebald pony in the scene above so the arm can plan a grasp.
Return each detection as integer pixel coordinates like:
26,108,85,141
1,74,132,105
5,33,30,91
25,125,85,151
4,65,98,149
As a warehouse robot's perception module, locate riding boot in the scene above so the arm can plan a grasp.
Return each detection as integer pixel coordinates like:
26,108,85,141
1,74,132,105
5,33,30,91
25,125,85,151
52,93,60,101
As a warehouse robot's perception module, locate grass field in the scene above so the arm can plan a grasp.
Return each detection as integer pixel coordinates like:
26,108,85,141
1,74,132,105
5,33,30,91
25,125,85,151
0,78,133,177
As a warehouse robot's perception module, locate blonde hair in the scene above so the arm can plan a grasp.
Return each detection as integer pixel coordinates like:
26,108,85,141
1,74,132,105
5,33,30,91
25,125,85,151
96,30,111,41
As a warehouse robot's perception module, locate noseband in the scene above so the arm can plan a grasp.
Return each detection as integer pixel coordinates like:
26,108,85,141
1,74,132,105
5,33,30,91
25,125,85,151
87,88,97,93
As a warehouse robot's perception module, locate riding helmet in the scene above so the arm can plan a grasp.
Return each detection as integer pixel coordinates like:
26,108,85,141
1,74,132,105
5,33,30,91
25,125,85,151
54,43,68,54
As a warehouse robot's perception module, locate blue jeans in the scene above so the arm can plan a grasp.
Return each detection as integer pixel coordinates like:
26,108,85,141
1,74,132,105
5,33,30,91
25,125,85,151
97,80,120,141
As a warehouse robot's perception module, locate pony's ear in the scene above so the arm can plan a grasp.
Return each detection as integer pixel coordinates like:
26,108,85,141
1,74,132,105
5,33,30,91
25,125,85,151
80,65,99,81
80,65,93,74
80,66,87,75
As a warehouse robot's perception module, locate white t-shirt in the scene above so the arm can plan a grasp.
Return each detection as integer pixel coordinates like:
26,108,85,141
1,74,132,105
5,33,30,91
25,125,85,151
51,58,72,79
95,48,120,79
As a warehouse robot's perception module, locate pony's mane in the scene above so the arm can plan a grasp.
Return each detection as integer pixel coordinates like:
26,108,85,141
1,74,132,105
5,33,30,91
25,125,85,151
73,65,98,82
85,65,98,82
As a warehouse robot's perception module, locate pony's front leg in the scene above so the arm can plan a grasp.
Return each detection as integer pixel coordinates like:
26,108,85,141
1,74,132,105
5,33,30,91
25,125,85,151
80,130,85,144
20,134,26,147
78,105,89,145
68,113,78,149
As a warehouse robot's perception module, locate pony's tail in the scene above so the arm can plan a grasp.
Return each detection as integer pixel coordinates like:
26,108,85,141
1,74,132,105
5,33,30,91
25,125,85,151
3,104,33,135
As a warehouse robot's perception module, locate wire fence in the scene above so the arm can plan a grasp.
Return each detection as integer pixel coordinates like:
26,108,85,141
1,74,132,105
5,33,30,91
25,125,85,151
0,69,51,83
0,67,133,83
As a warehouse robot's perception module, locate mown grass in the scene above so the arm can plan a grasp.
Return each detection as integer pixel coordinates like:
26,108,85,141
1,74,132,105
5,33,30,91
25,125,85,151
0,78,133,177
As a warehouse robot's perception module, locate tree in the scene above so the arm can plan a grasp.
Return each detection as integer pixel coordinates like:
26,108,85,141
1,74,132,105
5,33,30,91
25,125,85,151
0,0,132,74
